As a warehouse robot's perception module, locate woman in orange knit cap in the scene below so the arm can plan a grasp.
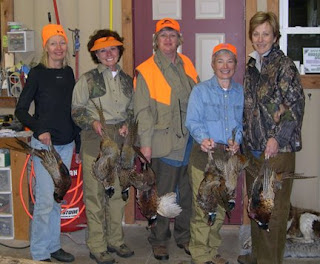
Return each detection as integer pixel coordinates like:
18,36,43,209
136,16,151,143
15,24,77,262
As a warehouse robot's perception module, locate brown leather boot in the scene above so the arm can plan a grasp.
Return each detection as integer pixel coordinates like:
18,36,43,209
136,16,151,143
212,254,229,264
152,245,169,260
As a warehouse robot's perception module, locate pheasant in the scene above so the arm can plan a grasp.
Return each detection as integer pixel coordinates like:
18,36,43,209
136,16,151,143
133,150,182,228
91,98,120,198
247,153,316,232
7,138,71,203
197,148,247,226
118,120,138,201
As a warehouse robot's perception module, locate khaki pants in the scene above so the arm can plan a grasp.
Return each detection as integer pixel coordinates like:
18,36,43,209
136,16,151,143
81,129,126,253
188,145,225,264
247,152,295,264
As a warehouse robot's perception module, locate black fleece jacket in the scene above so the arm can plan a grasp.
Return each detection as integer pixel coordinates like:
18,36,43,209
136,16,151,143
15,63,77,145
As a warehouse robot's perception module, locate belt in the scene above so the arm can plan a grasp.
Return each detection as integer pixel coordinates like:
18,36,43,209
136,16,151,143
214,143,228,151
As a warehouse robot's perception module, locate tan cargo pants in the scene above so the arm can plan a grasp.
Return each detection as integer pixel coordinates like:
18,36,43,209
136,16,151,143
81,128,127,254
188,145,225,264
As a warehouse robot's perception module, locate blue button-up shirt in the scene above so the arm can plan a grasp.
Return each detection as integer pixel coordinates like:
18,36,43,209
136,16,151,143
185,75,244,145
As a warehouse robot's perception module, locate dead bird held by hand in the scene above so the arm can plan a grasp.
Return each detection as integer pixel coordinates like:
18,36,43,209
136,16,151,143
247,154,316,232
198,148,247,226
133,150,182,228
7,138,71,203
90,98,120,198
118,120,138,201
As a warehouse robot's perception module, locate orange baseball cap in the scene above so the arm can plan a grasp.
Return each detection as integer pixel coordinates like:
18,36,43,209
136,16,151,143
213,43,237,58
42,24,68,47
90,36,123,51
155,18,180,33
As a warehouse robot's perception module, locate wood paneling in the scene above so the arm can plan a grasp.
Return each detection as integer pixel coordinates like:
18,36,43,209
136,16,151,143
245,0,257,59
300,75,320,89
267,0,279,17
0,0,14,68
122,0,133,77
121,0,135,224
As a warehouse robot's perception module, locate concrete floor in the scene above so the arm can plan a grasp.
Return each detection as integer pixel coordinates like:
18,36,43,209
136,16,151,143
0,223,320,264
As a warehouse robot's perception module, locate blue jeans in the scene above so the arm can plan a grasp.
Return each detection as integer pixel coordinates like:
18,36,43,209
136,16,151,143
30,137,74,261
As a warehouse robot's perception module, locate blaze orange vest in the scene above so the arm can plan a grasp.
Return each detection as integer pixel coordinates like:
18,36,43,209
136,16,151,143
134,53,198,105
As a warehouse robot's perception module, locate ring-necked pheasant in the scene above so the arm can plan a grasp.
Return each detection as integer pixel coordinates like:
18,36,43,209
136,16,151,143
7,138,71,203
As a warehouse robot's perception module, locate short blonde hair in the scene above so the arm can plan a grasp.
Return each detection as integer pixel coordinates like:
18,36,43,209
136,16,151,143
249,11,281,43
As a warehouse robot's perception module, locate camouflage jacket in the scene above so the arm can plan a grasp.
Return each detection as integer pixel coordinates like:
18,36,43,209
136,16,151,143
243,44,305,152
72,66,133,130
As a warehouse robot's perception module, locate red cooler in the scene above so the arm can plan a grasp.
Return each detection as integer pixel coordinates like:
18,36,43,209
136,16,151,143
60,152,87,232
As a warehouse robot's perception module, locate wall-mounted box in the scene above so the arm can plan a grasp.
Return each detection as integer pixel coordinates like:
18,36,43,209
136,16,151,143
7,30,35,52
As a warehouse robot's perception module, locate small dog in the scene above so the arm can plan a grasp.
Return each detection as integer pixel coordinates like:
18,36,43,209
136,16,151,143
242,205,320,249
286,205,320,243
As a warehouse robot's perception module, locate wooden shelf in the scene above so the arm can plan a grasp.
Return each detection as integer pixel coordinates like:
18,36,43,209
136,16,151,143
300,74,320,89
0,97,17,108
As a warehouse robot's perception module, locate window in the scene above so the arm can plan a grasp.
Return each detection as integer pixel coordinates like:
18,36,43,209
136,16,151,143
279,0,320,64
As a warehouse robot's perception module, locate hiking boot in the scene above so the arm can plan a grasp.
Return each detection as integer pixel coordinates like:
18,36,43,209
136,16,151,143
50,248,75,262
40,259,52,262
107,244,134,258
89,251,115,264
237,254,257,264
212,254,229,264
152,245,169,260
177,242,191,255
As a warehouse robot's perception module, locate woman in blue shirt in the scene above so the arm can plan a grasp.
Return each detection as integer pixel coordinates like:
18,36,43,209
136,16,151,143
185,43,244,264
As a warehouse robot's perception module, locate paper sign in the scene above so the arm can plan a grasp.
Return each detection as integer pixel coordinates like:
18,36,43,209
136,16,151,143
303,48,320,73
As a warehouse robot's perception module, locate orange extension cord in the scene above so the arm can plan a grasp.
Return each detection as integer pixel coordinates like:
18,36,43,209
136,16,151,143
20,154,85,227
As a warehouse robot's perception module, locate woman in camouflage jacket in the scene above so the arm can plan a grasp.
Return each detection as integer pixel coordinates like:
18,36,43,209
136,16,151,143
238,12,305,264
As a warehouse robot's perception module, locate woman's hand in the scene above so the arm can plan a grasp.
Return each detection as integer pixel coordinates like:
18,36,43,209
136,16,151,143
119,124,128,137
38,132,51,146
201,138,214,152
265,137,279,159
228,139,240,154
92,120,103,136
140,146,152,163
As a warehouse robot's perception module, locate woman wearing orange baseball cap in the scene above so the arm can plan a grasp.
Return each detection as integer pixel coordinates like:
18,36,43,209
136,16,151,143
15,23,77,262
71,29,134,264
134,17,200,261
186,43,244,264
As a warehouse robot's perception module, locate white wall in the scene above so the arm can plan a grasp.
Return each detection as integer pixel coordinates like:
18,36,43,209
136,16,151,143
12,0,122,77
292,89,320,211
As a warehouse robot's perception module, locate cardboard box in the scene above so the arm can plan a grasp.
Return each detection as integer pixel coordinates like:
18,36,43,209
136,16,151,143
0,152,10,167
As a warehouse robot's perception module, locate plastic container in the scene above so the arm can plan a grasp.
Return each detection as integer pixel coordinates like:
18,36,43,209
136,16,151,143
0,216,14,239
